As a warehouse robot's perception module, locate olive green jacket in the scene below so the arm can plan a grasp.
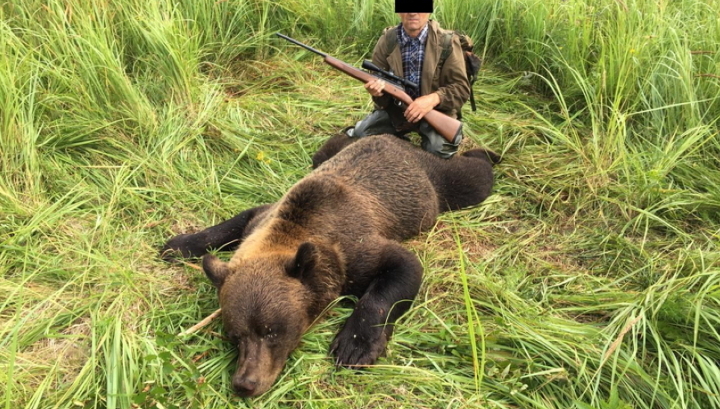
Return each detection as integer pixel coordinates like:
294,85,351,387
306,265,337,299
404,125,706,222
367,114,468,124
370,20,470,119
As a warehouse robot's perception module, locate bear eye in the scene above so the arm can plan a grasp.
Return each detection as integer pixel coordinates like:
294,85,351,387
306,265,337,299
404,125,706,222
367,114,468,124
258,324,283,340
225,331,248,345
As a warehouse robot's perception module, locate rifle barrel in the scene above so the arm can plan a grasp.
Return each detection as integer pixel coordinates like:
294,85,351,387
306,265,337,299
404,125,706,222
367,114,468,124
276,33,327,57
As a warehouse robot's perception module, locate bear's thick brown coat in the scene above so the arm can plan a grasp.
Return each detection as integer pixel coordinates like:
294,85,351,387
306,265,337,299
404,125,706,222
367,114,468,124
162,134,497,397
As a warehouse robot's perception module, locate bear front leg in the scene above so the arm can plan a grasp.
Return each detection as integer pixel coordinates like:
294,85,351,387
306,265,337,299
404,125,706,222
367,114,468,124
330,242,423,367
160,204,272,260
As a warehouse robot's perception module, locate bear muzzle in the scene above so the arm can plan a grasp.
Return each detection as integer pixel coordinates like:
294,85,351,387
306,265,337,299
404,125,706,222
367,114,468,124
230,338,291,397
232,375,260,397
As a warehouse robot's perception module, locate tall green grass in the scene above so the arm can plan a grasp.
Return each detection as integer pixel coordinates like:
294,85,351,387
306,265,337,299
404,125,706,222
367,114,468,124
1,0,719,408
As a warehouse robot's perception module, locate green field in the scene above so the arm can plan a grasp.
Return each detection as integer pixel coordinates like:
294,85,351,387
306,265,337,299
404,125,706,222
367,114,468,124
2,0,719,408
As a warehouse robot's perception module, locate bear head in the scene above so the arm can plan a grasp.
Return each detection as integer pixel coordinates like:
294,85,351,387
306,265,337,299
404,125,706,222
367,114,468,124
202,242,341,397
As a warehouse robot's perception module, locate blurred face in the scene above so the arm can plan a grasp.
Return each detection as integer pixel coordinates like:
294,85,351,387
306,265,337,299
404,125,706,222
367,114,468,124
398,13,431,37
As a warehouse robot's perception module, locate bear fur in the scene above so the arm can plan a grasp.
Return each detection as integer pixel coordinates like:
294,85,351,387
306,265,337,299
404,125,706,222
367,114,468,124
310,129,358,169
161,134,498,397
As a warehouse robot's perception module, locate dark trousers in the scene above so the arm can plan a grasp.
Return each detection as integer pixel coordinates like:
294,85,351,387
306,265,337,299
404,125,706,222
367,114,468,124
347,109,463,159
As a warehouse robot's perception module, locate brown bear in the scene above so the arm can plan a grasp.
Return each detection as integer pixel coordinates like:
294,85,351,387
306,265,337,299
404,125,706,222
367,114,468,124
161,134,499,397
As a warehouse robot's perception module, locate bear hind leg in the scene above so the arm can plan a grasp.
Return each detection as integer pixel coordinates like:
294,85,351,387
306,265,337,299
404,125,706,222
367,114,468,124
462,148,502,164
432,151,497,212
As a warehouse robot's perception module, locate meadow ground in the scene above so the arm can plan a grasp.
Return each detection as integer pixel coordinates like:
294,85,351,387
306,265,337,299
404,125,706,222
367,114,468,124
1,0,719,408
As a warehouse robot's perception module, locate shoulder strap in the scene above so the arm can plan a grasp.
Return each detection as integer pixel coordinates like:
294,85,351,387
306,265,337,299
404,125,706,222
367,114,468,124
383,26,399,55
438,30,454,68
437,30,479,116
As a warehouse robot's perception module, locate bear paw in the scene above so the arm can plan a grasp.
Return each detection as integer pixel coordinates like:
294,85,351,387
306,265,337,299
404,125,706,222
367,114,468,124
330,322,388,368
159,233,207,261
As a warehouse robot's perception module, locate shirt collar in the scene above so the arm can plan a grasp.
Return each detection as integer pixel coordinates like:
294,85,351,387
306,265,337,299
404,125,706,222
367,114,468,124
398,22,429,46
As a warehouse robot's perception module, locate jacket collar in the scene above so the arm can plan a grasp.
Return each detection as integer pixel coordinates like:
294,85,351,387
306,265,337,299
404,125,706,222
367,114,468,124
398,22,429,46
387,20,443,97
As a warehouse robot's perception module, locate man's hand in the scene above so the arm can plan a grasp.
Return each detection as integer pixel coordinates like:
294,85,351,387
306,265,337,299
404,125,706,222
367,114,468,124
404,93,440,123
365,78,386,97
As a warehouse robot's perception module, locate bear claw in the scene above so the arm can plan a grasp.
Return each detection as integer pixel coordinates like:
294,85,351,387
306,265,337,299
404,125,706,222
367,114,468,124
160,233,207,260
330,326,388,368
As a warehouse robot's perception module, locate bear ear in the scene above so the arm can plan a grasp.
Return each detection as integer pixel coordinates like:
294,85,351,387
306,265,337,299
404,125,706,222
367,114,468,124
285,242,317,281
202,254,231,288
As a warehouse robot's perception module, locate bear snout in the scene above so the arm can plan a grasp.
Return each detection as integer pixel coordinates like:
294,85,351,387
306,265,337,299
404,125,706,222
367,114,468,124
232,375,260,397
229,336,291,397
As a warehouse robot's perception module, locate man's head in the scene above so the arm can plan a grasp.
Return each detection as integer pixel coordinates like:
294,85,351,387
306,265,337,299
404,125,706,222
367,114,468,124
398,13,431,37
395,0,433,13
396,0,432,37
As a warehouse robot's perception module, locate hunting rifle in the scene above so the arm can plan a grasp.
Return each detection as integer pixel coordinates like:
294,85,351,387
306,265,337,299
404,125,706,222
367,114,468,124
276,33,462,143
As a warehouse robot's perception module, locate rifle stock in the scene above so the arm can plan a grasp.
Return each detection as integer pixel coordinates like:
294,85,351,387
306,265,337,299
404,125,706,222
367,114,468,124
276,33,462,143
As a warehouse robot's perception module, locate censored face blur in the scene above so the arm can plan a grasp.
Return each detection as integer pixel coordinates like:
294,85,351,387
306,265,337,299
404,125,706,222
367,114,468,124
398,13,431,37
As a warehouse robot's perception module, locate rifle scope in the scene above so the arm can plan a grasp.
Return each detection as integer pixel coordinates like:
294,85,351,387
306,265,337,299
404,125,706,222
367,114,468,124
361,60,418,90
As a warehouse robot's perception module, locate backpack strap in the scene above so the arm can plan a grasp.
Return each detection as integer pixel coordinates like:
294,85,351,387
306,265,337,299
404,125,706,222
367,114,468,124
437,30,477,115
383,25,399,56
438,30,454,68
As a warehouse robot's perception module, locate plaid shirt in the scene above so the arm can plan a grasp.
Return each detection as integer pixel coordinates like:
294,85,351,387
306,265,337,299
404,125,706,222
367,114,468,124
397,23,429,99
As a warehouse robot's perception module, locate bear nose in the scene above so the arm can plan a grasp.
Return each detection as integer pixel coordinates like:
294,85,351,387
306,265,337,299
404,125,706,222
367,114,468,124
232,377,259,396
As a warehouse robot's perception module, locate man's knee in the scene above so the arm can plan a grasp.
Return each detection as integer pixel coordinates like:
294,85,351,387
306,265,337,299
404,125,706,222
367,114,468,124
350,110,396,137
426,139,461,159
419,121,462,159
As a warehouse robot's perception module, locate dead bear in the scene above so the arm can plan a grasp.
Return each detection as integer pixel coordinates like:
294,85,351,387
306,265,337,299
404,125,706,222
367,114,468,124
161,134,499,397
